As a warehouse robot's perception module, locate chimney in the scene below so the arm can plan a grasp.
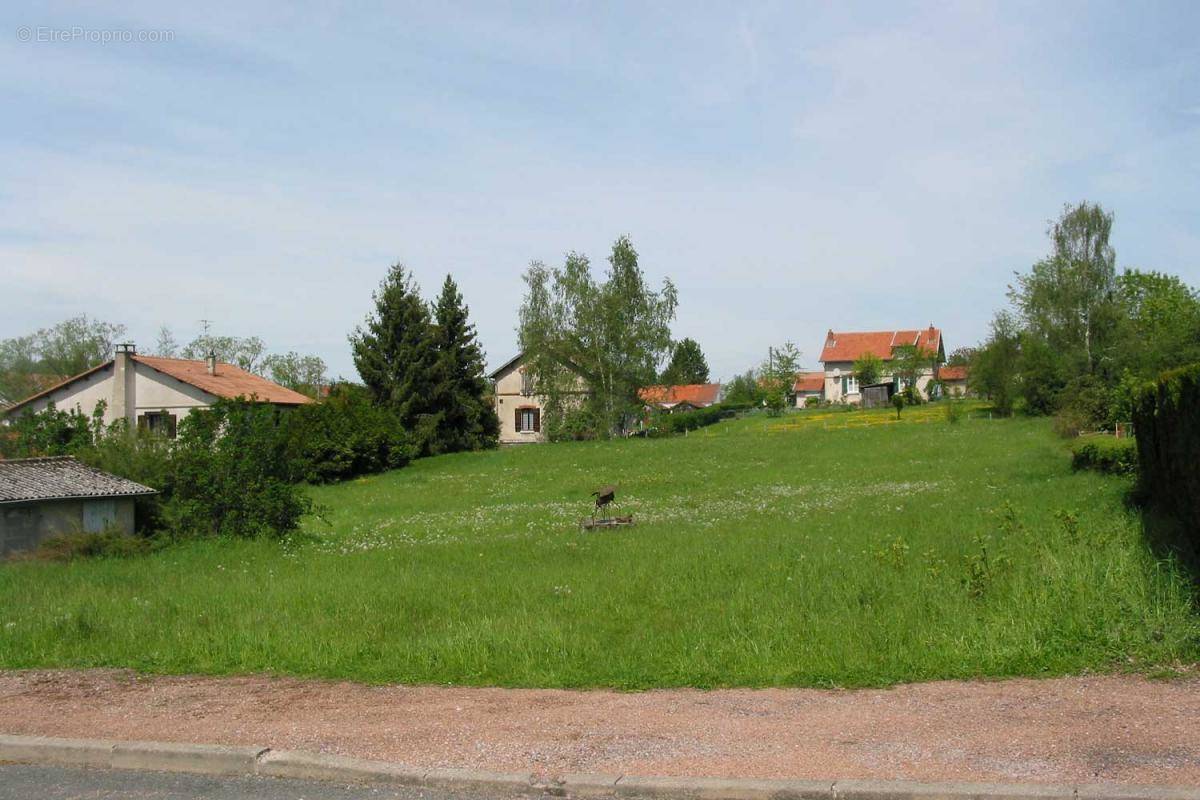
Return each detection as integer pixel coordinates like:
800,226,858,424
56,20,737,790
206,353,217,375
111,343,136,428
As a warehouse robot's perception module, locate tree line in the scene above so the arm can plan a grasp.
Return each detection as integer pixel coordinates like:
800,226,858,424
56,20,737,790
971,201,1200,431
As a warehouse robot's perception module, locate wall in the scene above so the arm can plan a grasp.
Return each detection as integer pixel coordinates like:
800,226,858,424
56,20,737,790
7,360,217,429
493,362,547,444
823,362,937,404
0,497,135,556
492,358,589,444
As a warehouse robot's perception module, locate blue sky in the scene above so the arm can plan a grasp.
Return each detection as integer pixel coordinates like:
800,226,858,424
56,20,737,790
3,2,1198,380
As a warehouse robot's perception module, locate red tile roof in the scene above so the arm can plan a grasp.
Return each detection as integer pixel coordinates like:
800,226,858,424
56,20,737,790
792,371,825,392
939,365,969,381
819,326,942,363
638,383,722,408
133,356,312,405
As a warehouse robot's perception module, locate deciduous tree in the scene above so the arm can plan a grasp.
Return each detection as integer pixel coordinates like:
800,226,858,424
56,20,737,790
518,236,677,438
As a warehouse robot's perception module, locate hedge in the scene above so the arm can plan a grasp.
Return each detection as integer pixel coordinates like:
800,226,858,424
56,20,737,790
1132,363,1200,536
654,404,730,435
1070,436,1137,476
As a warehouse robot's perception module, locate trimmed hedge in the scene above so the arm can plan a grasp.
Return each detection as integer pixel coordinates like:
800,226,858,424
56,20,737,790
653,404,730,435
1133,363,1200,535
1070,436,1137,475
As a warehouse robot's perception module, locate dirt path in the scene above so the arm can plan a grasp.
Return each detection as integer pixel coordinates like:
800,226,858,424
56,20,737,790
1,670,1197,786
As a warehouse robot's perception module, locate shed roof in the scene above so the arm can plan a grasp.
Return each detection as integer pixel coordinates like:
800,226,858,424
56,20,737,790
792,371,825,392
939,365,969,381
0,456,157,504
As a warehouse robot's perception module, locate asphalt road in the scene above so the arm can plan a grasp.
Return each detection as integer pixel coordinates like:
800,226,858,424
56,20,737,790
0,764,506,800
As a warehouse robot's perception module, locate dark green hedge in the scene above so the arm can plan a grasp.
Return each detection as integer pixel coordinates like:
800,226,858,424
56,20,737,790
654,404,730,435
1070,437,1137,475
1133,363,1200,535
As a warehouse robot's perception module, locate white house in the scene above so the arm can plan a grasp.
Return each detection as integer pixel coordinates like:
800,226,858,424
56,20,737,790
819,326,945,404
2,344,311,435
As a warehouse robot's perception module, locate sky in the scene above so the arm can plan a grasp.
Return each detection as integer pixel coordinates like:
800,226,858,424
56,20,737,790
2,2,1198,381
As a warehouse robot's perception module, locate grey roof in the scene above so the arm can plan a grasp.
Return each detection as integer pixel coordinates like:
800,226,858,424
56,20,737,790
0,457,157,504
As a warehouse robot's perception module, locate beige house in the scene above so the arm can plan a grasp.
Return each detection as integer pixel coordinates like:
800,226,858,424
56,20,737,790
489,352,591,444
819,326,945,404
2,344,311,435
0,456,156,556
490,353,548,443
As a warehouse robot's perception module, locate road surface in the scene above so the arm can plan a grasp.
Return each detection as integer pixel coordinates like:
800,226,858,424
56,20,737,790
0,764,500,800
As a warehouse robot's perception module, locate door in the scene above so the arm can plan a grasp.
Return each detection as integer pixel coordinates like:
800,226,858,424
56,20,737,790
83,500,118,533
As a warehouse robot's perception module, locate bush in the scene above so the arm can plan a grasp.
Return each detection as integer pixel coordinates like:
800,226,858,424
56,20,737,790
281,386,415,483
1133,363,1200,537
0,403,99,458
655,404,728,435
1070,436,1137,475
167,399,314,539
30,531,153,561
76,426,174,534
944,400,965,424
804,396,821,408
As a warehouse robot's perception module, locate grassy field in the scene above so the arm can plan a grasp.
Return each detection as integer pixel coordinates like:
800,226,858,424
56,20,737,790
0,405,1196,688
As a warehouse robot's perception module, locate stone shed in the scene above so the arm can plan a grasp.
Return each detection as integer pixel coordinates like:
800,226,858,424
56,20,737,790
0,457,157,557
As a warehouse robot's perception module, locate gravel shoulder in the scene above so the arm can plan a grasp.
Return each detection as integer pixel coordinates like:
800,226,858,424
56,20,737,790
1,669,1197,786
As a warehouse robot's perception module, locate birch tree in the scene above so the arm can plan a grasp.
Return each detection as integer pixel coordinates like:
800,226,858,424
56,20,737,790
518,236,677,438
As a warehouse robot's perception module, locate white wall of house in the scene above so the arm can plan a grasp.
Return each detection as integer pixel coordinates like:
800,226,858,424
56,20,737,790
12,358,217,429
793,390,822,408
823,362,937,404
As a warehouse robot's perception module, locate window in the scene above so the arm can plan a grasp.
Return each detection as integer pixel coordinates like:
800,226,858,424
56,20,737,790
520,369,534,396
515,407,540,433
842,375,858,395
138,411,177,438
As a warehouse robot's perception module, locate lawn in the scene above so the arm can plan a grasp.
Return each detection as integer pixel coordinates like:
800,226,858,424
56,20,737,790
0,406,1195,688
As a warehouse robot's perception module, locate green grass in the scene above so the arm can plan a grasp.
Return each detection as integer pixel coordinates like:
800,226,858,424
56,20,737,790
1,407,1196,688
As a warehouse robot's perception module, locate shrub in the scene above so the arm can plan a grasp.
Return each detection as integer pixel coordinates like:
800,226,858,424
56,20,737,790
804,395,821,408
0,403,99,458
167,399,314,539
1133,363,1200,538
70,424,173,534
655,404,728,435
944,400,965,424
1070,437,1137,475
281,386,414,483
30,531,153,561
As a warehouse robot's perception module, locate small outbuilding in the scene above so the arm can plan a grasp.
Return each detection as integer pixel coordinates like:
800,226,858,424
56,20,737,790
0,457,156,557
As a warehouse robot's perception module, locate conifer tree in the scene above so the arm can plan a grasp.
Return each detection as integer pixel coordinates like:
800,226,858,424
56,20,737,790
350,264,436,440
427,275,499,453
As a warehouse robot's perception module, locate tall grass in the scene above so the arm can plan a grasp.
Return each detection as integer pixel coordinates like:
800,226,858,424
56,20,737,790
0,410,1195,688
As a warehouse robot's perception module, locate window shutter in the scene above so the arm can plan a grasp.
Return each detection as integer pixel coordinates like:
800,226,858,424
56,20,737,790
167,412,178,439
515,408,523,432
533,409,541,433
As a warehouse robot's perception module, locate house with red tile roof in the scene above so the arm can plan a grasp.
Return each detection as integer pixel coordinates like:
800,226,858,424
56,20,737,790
792,371,826,407
818,326,946,404
2,344,311,436
638,383,722,412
